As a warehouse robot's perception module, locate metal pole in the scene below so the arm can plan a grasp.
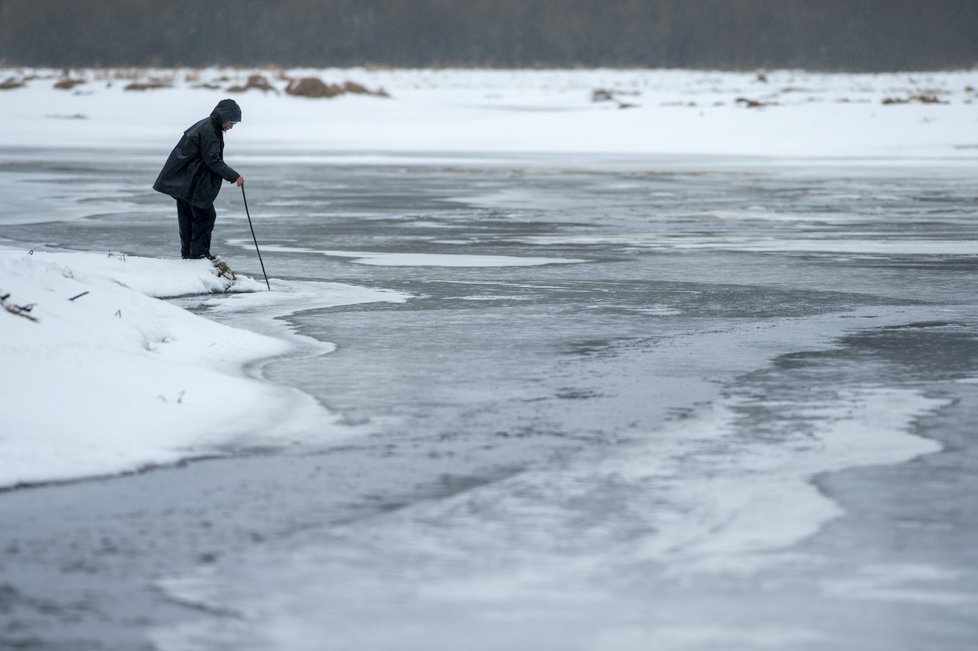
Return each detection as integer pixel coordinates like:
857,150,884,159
241,185,271,291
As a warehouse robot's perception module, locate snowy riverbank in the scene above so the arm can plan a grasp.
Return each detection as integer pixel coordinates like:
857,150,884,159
0,67,977,158
0,245,407,488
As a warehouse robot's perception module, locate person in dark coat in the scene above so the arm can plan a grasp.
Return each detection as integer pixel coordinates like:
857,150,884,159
153,99,245,260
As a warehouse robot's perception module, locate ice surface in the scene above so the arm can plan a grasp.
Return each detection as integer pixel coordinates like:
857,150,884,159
152,385,949,650
1,67,977,650
821,564,976,607
237,241,587,267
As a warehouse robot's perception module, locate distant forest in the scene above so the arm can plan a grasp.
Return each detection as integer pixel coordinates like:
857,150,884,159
1,0,976,71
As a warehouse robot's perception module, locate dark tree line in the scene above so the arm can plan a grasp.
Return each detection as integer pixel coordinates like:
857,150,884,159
1,0,976,71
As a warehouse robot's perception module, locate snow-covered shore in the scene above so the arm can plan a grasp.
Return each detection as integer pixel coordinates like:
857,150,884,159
0,245,407,488
1,67,977,158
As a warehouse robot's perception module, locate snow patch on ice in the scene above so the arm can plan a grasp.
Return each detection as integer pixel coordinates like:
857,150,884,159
231,240,587,267
623,388,946,572
667,236,978,256
520,233,978,257
821,564,976,607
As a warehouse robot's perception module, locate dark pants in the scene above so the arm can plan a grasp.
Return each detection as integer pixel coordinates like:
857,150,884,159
176,199,217,259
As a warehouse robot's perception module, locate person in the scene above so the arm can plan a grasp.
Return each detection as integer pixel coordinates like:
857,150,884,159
153,99,245,260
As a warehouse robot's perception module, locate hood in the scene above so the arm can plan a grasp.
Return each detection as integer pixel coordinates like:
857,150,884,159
211,98,242,124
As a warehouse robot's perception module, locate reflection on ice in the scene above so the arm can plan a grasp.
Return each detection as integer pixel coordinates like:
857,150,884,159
0,170,145,226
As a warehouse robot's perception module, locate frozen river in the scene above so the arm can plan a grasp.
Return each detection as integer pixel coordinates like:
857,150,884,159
1,149,977,650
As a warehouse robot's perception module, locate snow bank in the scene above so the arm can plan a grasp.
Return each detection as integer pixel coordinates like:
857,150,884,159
1,67,977,159
0,246,403,489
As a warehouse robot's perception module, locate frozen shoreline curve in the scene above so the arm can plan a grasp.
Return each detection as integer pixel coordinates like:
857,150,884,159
0,245,409,489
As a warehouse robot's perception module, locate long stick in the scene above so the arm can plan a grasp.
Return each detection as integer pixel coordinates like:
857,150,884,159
241,185,271,291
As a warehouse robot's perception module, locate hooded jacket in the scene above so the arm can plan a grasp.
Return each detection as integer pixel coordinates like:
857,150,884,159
153,99,242,208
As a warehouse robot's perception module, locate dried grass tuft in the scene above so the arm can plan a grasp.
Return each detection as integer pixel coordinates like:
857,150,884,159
285,76,389,99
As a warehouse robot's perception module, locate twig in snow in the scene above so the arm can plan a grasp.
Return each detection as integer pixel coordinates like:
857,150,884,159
69,291,90,301
1,293,39,322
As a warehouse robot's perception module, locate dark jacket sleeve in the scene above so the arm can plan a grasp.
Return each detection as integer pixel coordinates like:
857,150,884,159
154,117,239,208
199,125,240,183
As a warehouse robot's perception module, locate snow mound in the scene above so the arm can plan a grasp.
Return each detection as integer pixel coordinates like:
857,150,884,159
0,247,323,488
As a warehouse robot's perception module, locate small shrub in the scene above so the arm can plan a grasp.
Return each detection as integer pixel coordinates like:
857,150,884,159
213,260,236,281
882,94,945,105
54,79,85,90
124,81,171,91
227,74,278,94
592,88,638,109
285,76,388,98
343,80,389,97
286,77,345,98
735,97,775,108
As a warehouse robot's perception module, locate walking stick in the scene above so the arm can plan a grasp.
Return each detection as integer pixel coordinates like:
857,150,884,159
241,185,271,291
